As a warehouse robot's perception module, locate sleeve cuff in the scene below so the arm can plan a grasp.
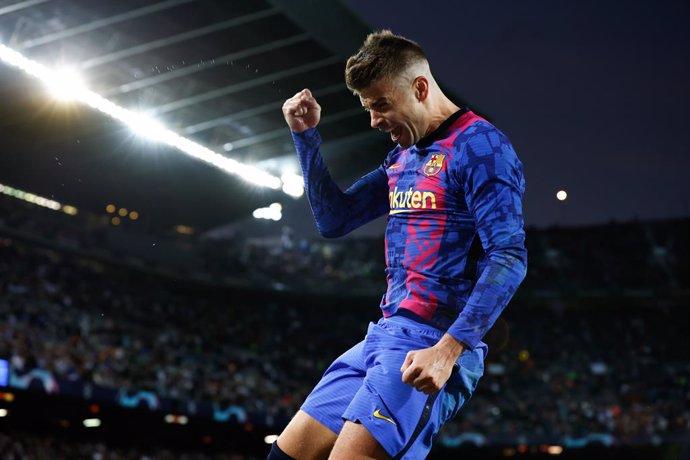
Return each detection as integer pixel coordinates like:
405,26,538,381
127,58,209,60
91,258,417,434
447,322,482,350
291,127,321,149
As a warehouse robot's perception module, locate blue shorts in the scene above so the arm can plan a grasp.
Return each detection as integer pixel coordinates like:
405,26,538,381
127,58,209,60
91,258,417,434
300,315,486,459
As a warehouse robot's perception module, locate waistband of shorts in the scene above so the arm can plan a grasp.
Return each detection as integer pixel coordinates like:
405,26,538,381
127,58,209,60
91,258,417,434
382,310,444,336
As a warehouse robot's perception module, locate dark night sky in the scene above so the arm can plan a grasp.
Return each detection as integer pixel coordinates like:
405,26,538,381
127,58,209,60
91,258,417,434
343,0,690,228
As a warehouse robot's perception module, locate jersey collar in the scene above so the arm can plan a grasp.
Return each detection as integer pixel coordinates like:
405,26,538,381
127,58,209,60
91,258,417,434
415,107,470,150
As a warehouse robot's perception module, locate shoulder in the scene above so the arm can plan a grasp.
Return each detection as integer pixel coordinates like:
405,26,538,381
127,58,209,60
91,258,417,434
451,121,519,168
456,121,511,150
448,121,524,190
442,121,506,168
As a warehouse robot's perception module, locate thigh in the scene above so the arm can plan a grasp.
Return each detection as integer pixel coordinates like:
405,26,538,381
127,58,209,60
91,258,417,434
279,338,367,459
299,338,368,436
277,410,338,460
329,421,391,460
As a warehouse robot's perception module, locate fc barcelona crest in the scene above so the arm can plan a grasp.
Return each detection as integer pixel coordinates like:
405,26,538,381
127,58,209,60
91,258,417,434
423,154,446,176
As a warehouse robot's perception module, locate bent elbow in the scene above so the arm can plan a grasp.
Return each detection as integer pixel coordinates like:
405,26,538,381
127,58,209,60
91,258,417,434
317,225,344,239
488,246,528,280
319,229,342,239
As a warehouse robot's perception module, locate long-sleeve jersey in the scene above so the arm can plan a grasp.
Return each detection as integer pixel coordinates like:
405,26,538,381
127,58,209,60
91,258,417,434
291,109,527,350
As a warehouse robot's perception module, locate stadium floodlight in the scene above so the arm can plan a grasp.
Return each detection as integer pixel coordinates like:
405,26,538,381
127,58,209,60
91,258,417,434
164,414,189,425
62,205,78,215
125,112,170,143
556,190,568,201
0,44,286,191
0,182,73,214
280,172,304,198
547,445,564,455
264,435,279,444
46,68,85,101
0,409,7,417
82,418,101,428
252,202,282,221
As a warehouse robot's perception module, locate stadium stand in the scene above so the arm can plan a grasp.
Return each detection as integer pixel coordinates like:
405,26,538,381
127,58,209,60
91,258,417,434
1,194,688,459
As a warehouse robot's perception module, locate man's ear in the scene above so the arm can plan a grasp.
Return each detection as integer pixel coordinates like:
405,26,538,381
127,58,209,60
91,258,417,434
414,76,429,102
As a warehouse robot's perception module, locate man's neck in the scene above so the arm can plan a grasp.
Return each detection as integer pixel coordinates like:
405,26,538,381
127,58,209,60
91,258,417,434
424,96,461,137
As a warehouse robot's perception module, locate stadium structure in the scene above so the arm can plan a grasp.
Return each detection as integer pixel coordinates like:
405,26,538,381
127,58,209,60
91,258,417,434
0,1,688,459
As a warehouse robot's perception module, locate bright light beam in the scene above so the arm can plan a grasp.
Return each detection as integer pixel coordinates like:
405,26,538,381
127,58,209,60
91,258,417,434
0,182,76,215
281,172,304,198
0,44,282,190
47,68,85,101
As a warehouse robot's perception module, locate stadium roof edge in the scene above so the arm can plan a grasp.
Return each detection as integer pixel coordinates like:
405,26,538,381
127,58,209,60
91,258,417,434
267,0,371,61
266,0,491,122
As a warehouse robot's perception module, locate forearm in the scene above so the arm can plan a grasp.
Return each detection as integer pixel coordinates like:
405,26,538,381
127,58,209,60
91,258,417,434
292,128,388,237
293,129,349,236
447,249,527,349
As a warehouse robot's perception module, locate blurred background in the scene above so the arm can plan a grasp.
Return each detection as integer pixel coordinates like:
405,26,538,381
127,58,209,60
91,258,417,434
0,0,688,459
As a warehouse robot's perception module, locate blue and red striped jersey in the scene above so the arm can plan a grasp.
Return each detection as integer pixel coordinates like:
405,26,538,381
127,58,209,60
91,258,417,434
292,109,527,350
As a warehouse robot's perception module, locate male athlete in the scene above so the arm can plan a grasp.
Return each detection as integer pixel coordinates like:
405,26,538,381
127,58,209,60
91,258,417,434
269,30,527,460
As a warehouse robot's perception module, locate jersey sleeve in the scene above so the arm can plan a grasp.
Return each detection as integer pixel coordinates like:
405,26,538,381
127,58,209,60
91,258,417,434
447,128,528,349
292,128,389,238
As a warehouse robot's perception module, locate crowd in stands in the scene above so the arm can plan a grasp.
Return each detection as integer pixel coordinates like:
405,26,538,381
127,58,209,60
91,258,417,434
446,306,689,444
1,222,689,445
200,216,690,296
3,193,688,297
201,228,385,293
201,214,690,297
0,432,254,460
0,236,346,426
520,218,689,294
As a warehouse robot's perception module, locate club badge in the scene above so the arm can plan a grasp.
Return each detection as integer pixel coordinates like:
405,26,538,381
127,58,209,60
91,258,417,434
423,154,446,176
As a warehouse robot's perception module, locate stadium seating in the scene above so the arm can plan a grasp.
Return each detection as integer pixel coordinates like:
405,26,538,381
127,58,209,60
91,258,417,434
1,195,689,450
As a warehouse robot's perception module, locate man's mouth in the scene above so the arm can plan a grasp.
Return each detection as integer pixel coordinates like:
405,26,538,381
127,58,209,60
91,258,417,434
390,126,402,143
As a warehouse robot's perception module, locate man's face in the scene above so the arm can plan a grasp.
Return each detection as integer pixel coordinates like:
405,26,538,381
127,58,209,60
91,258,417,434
358,77,424,148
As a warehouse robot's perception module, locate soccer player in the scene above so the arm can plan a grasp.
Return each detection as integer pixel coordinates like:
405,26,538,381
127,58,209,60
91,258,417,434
269,30,527,460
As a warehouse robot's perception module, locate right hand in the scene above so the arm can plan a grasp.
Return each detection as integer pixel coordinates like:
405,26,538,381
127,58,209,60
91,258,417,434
282,88,321,133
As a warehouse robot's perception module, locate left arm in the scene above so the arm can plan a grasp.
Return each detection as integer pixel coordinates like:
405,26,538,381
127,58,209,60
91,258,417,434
402,129,527,393
447,129,527,348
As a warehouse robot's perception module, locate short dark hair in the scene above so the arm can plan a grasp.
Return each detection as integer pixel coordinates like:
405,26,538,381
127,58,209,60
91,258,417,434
345,30,427,93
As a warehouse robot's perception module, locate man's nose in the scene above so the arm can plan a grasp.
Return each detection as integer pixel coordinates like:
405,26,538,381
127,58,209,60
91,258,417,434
370,111,383,130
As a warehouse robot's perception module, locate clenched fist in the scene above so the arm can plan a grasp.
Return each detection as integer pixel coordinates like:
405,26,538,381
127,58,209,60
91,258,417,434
401,333,465,394
282,88,321,133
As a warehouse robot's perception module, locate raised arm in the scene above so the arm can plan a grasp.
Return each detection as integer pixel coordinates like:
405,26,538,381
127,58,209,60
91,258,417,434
283,89,389,237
